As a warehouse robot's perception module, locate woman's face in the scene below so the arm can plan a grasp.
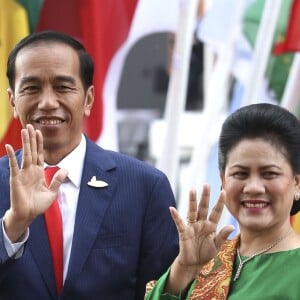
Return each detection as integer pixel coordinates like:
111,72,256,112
221,138,300,232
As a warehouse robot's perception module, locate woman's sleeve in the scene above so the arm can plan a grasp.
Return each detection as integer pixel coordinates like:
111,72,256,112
145,269,195,300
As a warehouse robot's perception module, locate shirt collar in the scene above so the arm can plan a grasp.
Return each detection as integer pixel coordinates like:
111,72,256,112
45,134,86,188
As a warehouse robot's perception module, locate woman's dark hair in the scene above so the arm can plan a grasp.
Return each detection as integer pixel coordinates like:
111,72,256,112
7,30,94,91
218,103,300,215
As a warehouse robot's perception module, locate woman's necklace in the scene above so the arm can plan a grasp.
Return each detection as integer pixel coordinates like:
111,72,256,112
233,228,292,281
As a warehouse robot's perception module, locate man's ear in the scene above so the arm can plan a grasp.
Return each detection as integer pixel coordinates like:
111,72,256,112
84,85,95,117
7,88,18,119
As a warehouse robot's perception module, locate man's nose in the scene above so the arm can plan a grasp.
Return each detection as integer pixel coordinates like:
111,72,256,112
38,88,59,109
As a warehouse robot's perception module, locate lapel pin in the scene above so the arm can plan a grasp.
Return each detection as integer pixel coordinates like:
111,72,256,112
87,176,108,188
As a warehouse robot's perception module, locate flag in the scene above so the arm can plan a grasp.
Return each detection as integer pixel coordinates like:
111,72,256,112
0,0,30,156
1,1,179,155
16,0,44,32
242,0,293,102
36,0,138,150
271,0,300,234
273,0,300,54
36,0,180,150
97,0,179,150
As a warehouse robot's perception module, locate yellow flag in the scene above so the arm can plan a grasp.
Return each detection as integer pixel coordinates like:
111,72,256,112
0,0,29,139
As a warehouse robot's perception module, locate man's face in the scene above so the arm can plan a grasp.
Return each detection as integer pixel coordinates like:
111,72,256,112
8,42,94,163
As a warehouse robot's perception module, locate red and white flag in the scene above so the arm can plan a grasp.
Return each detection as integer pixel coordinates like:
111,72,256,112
37,0,179,150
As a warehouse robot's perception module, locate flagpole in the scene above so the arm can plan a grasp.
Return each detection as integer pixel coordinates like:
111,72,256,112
178,0,246,216
241,0,282,106
281,53,300,112
156,0,200,192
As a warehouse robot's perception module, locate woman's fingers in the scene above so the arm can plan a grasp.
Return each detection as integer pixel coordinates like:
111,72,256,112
197,184,210,221
169,207,186,234
208,190,226,225
187,190,198,224
172,187,231,256
214,225,235,249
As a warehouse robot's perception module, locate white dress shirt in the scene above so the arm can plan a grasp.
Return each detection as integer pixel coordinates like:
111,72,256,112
2,134,86,282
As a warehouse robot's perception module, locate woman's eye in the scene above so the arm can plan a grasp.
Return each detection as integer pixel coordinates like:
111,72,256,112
263,172,278,179
232,172,247,179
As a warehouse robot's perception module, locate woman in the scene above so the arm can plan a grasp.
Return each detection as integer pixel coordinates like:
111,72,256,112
145,103,300,299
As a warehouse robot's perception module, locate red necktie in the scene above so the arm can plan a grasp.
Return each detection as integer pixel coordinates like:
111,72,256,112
44,166,63,294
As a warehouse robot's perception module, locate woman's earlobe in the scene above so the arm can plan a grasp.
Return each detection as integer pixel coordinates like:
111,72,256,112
295,191,300,201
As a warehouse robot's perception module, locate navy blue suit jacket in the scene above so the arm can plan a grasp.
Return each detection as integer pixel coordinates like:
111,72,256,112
0,137,179,299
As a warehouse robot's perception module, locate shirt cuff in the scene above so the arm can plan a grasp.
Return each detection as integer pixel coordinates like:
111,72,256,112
2,221,29,259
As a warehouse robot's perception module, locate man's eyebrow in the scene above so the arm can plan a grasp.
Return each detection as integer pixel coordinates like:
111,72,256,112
19,75,77,86
19,76,39,85
55,75,76,84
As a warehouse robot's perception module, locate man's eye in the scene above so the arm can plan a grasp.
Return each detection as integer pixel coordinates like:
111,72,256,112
56,85,73,91
21,86,39,93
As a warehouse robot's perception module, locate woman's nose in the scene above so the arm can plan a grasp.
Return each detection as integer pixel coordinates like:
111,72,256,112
243,176,265,194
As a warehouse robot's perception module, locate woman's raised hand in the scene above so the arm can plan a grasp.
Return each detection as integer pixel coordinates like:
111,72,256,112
165,184,234,295
171,184,234,268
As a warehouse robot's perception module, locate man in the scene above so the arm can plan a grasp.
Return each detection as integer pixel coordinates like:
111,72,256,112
0,31,178,300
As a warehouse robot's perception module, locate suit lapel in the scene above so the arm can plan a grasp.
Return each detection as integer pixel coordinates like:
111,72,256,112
63,140,117,290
